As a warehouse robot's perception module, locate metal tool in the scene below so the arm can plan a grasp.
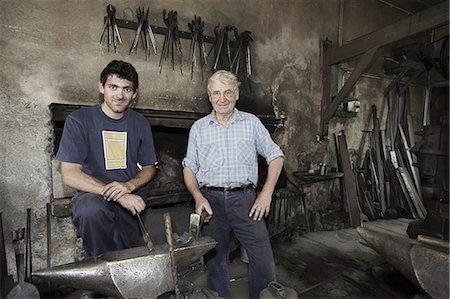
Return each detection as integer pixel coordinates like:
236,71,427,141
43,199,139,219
173,231,193,245
188,15,207,80
129,7,157,60
24,208,32,283
33,237,217,298
189,210,208,240
1,213,15,298
136,213,154,251
159,10,183,74
99,4,122,53
164,213,181,299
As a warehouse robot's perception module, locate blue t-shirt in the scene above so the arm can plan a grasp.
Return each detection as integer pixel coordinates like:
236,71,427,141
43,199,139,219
56,105,157,199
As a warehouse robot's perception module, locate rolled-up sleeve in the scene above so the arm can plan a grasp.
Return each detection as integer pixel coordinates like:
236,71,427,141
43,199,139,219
254,117,285,164
182,123,200,173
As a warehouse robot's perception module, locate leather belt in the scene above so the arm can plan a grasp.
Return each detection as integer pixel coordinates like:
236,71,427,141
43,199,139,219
202,185,254,192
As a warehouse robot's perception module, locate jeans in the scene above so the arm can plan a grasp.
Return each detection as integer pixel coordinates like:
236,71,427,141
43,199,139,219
201,188,276,298
71,192,140,257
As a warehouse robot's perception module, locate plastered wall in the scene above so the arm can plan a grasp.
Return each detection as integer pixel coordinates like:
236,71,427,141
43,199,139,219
1,0,426,272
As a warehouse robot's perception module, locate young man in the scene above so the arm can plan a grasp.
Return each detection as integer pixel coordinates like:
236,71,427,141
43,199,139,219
56,60,157,257
182,70,285,298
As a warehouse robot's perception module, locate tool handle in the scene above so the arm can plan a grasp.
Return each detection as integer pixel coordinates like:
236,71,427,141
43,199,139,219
200,209,209,223
136,213,154,250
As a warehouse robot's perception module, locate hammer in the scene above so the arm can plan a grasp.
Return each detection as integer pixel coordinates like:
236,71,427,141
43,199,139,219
136,213,154,251
189,210,209,240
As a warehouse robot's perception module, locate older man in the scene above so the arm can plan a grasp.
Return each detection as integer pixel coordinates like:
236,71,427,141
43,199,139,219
182,70,284,298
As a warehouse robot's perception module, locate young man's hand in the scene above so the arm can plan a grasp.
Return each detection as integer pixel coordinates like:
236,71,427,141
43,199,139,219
101,181,134,201
116,194,146,215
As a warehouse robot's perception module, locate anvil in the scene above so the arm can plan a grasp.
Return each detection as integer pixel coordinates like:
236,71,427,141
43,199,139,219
33,236,217,298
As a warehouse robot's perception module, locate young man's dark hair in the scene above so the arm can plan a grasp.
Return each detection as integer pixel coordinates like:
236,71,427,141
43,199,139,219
100,60,139,91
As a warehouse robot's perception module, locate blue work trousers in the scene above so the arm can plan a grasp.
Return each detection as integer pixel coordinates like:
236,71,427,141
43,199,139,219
71,192,141,257
201,188,276,298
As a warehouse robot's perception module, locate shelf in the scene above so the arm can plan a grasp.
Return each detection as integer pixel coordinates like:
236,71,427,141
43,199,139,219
293,172,344,185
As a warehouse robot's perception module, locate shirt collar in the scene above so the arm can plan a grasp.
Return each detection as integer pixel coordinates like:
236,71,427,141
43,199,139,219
208,108,243,125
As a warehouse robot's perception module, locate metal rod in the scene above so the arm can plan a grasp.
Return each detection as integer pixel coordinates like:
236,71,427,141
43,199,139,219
46,203,51,268
164,213,180,299
0,212,8,278
25,208,32,283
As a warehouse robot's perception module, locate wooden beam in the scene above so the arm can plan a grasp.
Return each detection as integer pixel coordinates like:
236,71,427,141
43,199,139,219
319,39,333,138
328,1,449,65
321,47,380,133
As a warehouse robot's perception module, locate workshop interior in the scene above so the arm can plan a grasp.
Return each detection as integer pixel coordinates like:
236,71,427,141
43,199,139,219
0,0,449,298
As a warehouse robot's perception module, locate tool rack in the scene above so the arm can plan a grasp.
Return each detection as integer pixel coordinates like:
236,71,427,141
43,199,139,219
111,17,216,44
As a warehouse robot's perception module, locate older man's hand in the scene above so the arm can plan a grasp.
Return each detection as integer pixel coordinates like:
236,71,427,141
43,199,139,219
249,190,272,221
195,196,213,222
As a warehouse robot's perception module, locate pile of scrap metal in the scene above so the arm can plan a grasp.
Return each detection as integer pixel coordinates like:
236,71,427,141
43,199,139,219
355,40,449,238
353,40,449,299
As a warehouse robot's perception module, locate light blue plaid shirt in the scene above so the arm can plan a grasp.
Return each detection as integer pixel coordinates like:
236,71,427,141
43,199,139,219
182,108,284,188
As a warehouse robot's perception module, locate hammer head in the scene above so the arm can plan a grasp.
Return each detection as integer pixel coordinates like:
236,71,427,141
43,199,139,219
189,213,201,240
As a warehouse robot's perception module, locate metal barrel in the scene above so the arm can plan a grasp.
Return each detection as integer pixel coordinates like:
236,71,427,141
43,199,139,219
33,236,217,298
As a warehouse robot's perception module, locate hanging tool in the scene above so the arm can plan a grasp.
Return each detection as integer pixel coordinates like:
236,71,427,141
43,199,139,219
188,15,207,80
230,30,253,77
224,25,237,70
129,7,157,59
136,213,154,251
99,4,122,53
210,25,237,71
159,10,183,74
212,26,226,71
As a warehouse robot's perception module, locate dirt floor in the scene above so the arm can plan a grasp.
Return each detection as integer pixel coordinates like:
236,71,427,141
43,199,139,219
180,218,424,299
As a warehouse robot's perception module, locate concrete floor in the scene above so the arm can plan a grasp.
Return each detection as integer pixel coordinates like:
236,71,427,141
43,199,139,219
37,219,424,299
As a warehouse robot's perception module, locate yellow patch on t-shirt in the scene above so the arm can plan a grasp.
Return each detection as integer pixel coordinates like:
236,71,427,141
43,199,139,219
102,131,127,170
